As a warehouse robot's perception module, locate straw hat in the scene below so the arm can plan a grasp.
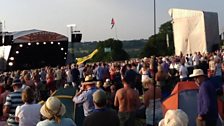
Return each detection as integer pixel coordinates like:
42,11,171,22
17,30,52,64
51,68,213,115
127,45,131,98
159,109,189,126
40,97,66,119
189,69,205,78
82,75,96,85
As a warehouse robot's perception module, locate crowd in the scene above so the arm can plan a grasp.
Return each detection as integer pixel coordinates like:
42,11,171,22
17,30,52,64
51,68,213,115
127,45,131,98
0,49,224,126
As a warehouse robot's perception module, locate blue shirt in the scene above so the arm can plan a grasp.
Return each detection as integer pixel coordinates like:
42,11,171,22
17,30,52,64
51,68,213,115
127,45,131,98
37,118,76,126
197,79,218,120
73,87,98,116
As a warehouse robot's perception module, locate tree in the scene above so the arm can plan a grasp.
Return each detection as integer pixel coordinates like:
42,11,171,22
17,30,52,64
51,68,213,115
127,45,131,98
140,21,175,57
92,38,129,62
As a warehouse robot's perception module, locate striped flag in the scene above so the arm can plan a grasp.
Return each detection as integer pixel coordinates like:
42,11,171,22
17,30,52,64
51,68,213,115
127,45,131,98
111,18,115,29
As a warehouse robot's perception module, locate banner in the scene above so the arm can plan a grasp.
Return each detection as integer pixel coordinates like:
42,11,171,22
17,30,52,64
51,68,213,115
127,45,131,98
76,49,98,65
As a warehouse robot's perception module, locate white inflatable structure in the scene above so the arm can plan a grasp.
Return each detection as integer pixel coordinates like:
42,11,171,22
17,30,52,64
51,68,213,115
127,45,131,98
169,8,220,55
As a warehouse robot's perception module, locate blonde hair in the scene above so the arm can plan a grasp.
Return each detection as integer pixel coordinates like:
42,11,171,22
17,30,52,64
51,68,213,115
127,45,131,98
142,76,153,89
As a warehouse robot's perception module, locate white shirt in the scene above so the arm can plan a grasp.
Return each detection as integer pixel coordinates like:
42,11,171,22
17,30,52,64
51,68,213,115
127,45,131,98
179,65,188,79
15,103,41,126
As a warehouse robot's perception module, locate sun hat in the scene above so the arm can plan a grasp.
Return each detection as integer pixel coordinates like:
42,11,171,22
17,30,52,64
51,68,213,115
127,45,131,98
40,97,66,119
93,90,107,104
159,109,189,126
82,75,96,85
11,79,22,86
189,69,205,78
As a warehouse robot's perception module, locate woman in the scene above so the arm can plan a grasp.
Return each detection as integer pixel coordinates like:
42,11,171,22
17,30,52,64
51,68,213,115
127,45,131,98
139,63,151,83
143,76,163,126
15,87,41,126
37,96,76,126
155,65,169,99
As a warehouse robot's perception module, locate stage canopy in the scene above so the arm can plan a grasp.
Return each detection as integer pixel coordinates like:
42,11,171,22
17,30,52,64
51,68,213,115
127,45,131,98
0,29,69,71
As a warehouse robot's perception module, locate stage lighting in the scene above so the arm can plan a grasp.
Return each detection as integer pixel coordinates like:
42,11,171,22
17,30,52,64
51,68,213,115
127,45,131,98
36,42,40,45
58,42,60,45
28,43,31,46
51,42,53,44
65,52,67,55
9,57,14,61
43,42,46,45
61,48,64,51
19,44,23,47
64,57,66,59
16,51,19,54
8,62,13,66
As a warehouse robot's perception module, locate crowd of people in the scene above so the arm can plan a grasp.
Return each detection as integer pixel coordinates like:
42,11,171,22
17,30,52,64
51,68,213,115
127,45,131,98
0,50,224,126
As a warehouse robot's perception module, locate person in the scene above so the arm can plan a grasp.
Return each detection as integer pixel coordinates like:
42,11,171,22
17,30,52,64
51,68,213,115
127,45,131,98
139,63,150,83
3,79,23,126
158,109,189,126
36,97,76,126
15,87,41,126
124,64,137,88
0,84,10,120
155,65,169,99
83,90,119,126
114,72,141,126
189,69,218,126
143,76,163,126
73,75,98,117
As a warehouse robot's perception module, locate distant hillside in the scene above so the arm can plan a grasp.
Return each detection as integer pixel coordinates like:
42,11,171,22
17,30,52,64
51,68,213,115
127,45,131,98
68,39,147,58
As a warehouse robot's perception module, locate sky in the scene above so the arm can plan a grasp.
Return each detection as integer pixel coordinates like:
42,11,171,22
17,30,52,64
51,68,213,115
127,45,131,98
0,0,224,41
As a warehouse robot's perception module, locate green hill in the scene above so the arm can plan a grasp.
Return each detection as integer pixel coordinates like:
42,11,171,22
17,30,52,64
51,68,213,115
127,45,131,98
68,39,147,58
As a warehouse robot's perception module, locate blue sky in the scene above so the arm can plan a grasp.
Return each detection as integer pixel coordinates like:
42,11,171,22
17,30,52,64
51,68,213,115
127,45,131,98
0,0,223,41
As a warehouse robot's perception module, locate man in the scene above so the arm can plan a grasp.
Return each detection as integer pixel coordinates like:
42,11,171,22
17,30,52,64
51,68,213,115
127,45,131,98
114,73,141,126
83,90,119,126
124,64,137,88
73,75,98,117
3,79,23,126
189,69,218,126
71,64,80,89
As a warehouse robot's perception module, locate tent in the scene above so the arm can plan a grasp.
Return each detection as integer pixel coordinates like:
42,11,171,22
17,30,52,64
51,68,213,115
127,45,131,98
51,87,76,120
162,81,223,126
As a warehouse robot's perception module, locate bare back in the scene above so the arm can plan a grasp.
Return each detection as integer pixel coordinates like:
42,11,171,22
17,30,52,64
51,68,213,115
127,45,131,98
114,87,140,112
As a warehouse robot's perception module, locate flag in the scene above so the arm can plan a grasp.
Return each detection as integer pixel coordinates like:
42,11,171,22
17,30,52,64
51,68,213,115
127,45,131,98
111,18,115,29
76,49,99,65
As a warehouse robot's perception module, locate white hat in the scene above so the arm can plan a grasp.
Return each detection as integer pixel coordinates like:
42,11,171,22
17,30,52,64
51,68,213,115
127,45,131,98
189,69,205,78
40,97,66,119
159,109,189,126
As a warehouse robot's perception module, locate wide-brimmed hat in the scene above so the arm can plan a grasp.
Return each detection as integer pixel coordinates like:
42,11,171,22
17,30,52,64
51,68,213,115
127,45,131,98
82,75,96,85
40,97,66,119
11,79,22,86
159,109,189,126
189,69,205,78
103,81,111,88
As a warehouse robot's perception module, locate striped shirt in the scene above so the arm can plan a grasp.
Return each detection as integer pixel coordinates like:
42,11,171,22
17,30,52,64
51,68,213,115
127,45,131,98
4,90,23,126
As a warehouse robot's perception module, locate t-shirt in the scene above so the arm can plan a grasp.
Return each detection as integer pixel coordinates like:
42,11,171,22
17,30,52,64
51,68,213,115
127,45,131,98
83,109,119,126
4,90,23,126
36,118,76,126
15,103,41,126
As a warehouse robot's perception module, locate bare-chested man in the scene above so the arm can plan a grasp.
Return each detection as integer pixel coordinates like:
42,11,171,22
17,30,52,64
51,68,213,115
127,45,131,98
114,73,140,126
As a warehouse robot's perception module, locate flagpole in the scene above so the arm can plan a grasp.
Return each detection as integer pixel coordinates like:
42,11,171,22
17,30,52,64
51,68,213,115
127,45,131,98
153,0,156,125
115,24,118,40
